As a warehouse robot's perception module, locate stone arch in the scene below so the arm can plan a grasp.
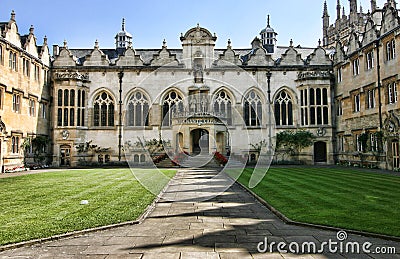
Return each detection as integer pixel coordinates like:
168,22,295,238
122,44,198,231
89,88,116,108
125,89,151,127
211,86,237,104
158,87,185,105
92,90,116,127
242,88,265,127
161,88,184,127
242,87,266,104
272,86,297,103
274,89,295,126
212,88,234,125
124,87,152,106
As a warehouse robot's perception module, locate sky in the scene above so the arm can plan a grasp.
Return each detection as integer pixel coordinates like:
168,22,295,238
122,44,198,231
0,0,388,51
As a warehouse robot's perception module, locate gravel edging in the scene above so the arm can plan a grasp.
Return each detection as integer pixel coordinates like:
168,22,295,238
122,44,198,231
0,171,175,252
231,174,400,243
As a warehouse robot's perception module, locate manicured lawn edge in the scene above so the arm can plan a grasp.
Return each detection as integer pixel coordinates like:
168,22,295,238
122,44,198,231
0,170,175,252
228,172,400,243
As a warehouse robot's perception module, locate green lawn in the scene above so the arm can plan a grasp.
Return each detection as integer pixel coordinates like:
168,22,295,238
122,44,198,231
233,167,400,237
0,168,176,246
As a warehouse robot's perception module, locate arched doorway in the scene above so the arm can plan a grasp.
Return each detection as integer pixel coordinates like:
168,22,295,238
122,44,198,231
191,129,209,155
314,141,327,163
60,145,71,166
0,141,2,173
176,132,184,153
392,139,400,170
216,132,225,154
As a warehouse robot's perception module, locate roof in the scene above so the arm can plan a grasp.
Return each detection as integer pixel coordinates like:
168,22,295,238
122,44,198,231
64,44,317,66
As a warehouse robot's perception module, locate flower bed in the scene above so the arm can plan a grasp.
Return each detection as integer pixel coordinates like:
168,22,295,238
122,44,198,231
213,151,228,165
4,165,27,173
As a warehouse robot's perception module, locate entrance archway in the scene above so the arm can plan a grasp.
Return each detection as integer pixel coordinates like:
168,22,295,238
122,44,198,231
60,145,71,166
314,141,327,163
0,141,2,173
176,132,184,152
392,139,400,170
216,132,225,154
191,129,209,155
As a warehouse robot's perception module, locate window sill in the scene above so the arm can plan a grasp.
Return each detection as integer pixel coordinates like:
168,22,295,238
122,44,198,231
89,126,117,130
124,126,153,130
244,126,263,130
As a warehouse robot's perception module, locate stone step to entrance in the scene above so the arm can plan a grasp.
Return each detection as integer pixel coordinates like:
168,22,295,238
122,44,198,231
179,154,220,168
155,157,177,168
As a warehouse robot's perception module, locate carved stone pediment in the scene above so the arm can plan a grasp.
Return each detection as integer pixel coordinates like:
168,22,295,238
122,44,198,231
180,24,217,44
384,111,400,135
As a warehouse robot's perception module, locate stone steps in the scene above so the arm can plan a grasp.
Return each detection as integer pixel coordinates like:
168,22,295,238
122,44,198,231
155,157,177,168
180,154,220,168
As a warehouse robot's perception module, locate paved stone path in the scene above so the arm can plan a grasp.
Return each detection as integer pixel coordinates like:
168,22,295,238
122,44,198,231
1,168,400,258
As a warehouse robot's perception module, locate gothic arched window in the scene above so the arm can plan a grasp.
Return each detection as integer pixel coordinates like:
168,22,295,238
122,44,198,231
213,90,232,125
127,91,149,126
244,90,262,127
162,91,183,127
274,90,293,126
93,92,114,127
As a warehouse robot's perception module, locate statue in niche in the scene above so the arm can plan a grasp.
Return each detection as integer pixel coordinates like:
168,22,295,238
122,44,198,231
201,95,208,113
190,96,197,112
194,63,203,83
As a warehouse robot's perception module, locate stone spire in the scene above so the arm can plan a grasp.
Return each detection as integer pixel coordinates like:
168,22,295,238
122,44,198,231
322,1,330,46
388,0,397,9
336,0,342,20
349,0,357,13
371,0,377,12
323,1,329,18
349,0,358,24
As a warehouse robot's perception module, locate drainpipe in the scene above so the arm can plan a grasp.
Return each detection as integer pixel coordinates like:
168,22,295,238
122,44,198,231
118,71,124,162
266,71,272,153
376,36,383,130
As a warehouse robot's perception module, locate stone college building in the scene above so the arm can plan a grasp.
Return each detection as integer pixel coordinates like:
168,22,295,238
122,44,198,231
0,0,399,171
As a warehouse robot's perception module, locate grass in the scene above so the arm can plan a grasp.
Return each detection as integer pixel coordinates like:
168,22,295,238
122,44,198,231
0,168,176,246
232,167,400,237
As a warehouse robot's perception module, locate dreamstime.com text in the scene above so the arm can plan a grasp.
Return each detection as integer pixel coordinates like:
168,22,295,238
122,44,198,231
257,231,397,255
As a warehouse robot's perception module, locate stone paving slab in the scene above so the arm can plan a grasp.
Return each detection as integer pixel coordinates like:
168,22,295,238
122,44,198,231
1,168,400,258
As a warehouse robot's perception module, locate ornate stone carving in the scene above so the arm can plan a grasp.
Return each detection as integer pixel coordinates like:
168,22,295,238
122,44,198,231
297,71,331,80
317,127,326,137
61,130,70,140
55,71,89,81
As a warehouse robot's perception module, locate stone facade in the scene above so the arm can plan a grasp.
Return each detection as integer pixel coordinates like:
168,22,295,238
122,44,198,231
0,11,50,172
325,0,400,170
6,1,400,171
50,22,334,167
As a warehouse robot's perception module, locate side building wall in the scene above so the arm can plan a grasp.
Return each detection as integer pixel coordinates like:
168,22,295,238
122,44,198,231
0,11,51,172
